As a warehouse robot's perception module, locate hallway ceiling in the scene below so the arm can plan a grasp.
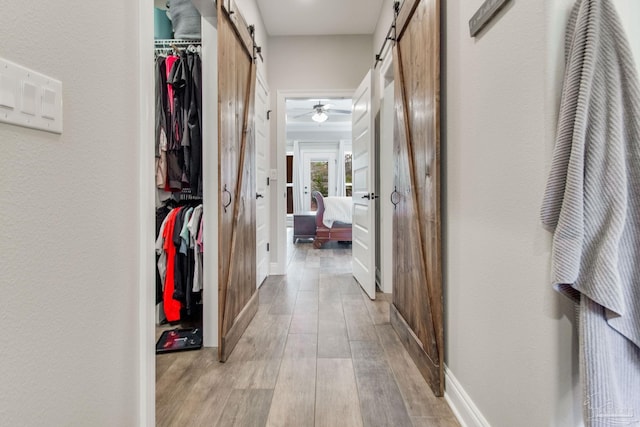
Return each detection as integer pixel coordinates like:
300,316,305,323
286,98,352,144
255,0,385,36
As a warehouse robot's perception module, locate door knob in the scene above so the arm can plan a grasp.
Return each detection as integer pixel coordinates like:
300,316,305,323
362,194,371,200
256,193,264,199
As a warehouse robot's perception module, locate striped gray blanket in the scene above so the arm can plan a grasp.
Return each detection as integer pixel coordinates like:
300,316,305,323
541,0,640,425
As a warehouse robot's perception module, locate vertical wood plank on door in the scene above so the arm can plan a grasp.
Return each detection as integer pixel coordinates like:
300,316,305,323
315,358,364,427
217,0,258,362
392,0,444,396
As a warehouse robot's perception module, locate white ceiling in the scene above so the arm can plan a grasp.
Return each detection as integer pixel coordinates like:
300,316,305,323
255,0,385,36
252,1,385,143
286,98,352,143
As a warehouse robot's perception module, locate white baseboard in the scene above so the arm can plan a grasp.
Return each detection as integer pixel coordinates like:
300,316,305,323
269,262,285,276
445,365,492,427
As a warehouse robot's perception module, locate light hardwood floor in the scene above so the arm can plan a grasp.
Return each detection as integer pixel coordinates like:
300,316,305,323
156,230,460,427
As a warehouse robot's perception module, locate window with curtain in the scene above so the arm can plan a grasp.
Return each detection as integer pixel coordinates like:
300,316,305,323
344,152,352,196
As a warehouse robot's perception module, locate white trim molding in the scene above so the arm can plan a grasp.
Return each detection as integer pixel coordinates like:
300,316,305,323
137,0,155,426
445,365,492,427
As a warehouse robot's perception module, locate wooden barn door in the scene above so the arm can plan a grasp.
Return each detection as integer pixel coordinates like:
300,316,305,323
217,0,258,362
391,0,443,396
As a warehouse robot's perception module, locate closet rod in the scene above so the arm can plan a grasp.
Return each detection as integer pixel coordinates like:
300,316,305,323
155,39,202,47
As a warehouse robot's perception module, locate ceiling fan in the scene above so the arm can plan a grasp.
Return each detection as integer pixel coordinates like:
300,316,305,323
293,101,351,123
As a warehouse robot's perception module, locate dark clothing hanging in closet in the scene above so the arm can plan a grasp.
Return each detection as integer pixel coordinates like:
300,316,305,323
156,202,203,322
155,44,203,323
162,207,183,322
166,55,184,192
172,206,188,302
158,49,203,196
187,52,203,196
155,205,172,304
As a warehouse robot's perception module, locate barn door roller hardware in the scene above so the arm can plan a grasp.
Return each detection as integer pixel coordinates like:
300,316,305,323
374,1,400,68
248,25,264,63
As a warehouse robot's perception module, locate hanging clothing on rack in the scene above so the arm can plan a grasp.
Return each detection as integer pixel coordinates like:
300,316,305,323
155,40,203,324
187,49,203,196
188,205,203,292
155,201,204,323
155,43,203,197
165,53,183,192
155,56,169,190
160,206,183,322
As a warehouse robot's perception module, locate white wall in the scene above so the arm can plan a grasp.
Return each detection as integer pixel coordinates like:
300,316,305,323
443,0,582,426
267,35,373,92
443,0,640,426
0,1,141,425
267,35,373,271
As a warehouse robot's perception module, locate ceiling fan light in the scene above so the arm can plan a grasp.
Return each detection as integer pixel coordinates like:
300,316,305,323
312,111,328,123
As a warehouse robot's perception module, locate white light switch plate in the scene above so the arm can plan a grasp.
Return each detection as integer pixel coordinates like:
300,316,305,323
0,57,63,134
0,74,16,109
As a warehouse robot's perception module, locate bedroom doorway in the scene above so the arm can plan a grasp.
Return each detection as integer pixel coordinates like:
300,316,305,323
280,94,353,260
275,90,354,275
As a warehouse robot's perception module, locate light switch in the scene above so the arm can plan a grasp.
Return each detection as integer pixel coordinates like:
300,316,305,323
21,81,37,116
0,74,16,109
41,88,56,119
0,57,62,134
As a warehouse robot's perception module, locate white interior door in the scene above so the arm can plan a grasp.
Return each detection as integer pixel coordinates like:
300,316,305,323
255,73,269,288
352,70,376,300
301,151,336,211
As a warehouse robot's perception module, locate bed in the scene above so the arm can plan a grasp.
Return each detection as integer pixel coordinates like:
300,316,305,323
311,191,352,249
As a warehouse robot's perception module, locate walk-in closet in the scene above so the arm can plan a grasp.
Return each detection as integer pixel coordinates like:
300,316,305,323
152,0,263,373
153,1,216,357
